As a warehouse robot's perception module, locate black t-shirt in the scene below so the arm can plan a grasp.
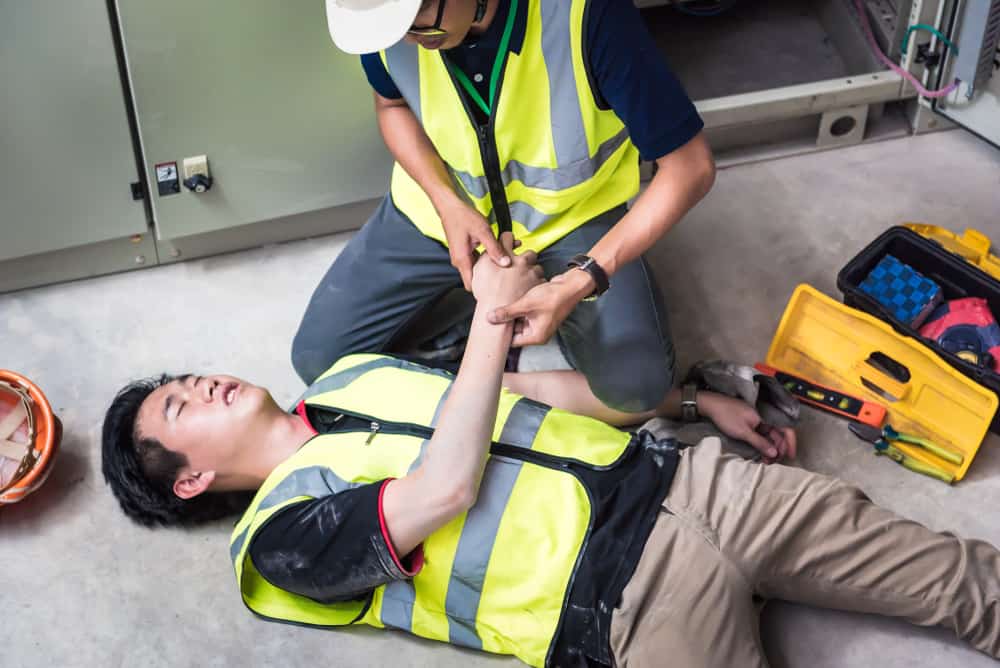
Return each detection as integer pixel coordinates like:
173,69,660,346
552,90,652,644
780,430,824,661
249,402,677,667
249,480,422,603
248,403,422,606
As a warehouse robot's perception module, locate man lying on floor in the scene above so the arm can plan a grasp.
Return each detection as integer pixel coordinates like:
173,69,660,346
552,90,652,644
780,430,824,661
102,234,1000,668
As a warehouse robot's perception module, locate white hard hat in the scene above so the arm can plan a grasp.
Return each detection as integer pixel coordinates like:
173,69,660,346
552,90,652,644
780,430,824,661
326,0,423,54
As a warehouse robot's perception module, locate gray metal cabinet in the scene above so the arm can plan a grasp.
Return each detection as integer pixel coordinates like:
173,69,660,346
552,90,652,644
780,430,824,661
0,0,147,262
933,0,1000,147
117,0,392,241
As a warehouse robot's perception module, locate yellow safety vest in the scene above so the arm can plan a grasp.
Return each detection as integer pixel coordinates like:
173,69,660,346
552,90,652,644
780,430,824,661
230,354,634,667
380,0,640,252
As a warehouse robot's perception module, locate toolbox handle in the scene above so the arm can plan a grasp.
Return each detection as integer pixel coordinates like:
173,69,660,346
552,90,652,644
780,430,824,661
866,352,910,382
856,352,911,402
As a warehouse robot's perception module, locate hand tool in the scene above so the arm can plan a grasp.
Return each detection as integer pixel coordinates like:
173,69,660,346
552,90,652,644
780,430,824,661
849,422,960,484
754,364,886,427
853,423,964,465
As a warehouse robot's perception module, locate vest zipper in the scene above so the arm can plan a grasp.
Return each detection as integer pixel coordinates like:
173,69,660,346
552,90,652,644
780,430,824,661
489,442,565,469
326,409,572,468
339,412,594,475
327,410,435,441
443,54,513,235
324,408,637,474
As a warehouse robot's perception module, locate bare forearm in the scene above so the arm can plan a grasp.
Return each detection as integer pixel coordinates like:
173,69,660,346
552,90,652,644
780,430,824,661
503,370,669,426
425,306,512,495
376,98,459,210
382,303,512,555
589,133,715,276
502,370,719,427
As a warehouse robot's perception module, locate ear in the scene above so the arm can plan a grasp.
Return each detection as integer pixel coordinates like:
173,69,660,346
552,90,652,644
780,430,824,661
173,470,217,500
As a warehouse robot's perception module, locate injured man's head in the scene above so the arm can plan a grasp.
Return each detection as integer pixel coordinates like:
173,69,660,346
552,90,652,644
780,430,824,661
101,373,307,528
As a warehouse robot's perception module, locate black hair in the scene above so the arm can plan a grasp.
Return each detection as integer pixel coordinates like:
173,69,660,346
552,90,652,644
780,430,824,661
101,374,253,528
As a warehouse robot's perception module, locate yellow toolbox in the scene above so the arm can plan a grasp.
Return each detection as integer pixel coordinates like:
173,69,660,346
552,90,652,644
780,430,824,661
766,284,997,481
904,223,1000,282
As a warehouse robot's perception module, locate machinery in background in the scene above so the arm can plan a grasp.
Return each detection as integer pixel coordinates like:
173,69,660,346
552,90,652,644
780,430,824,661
932,0,1000,145
0,0,389,294
1,0,998,293
947,0,1000,100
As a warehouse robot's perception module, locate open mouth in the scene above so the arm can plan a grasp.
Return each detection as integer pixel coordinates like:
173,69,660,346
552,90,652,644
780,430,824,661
222,383,239,406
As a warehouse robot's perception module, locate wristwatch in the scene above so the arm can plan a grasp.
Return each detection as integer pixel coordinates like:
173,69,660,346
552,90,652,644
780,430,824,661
567,254,610,301
681,383,700,423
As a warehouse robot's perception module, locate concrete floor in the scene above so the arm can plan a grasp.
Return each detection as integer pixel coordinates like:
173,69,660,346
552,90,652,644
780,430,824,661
2,130,999,667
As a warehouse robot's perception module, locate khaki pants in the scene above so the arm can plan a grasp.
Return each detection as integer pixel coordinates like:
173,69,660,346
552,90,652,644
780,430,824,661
610,438,1000,667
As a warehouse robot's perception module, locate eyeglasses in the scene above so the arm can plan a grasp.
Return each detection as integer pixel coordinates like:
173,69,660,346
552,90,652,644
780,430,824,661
407,0,448,37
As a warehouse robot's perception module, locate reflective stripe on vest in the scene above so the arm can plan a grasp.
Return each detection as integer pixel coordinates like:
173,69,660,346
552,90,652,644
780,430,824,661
380,397,551,646
231,354,632,667
382,0,640,250
447,127,630,200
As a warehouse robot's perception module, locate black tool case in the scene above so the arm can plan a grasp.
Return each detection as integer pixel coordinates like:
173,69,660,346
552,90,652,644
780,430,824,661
838,225,1000,432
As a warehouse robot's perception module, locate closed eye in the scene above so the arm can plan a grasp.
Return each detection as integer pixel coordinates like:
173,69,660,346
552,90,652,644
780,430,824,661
164,394,186,422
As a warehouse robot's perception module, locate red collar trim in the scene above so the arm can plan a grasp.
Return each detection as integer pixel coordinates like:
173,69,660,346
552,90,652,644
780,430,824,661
295,401,318,435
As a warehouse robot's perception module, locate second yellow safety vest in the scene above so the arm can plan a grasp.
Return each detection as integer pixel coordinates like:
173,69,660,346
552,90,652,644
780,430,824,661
380,0,640,252
230,353,635,667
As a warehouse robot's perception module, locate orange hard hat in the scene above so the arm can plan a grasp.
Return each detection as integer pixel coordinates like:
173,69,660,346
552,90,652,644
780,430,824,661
0,370,61,504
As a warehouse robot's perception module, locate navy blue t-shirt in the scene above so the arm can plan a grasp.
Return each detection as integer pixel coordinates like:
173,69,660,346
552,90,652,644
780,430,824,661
360,0,702,161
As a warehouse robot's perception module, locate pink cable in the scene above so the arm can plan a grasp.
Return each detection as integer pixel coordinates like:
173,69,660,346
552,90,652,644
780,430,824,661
854,0,959,99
